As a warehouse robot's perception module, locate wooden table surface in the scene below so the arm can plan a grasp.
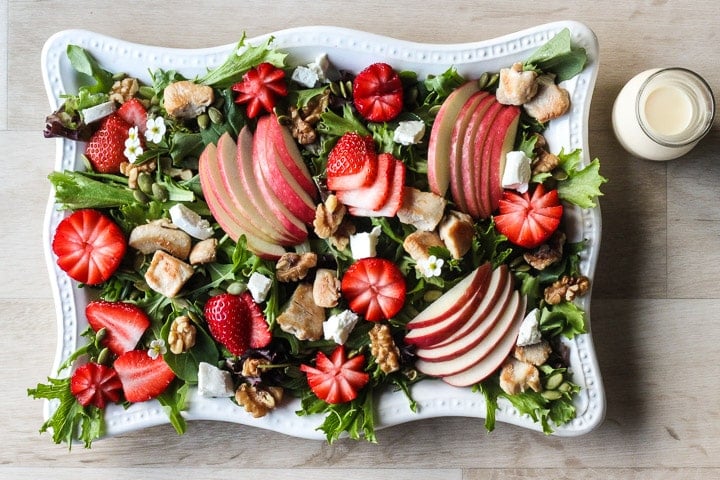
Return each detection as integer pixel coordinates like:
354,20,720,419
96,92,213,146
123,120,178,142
2,1,719,478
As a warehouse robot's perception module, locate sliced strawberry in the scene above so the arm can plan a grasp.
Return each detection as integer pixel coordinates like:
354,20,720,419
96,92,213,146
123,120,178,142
239,291,272,349
347,158,406,218
232,62,288,118
51,209,127,285
326,132,378,191
493,183,563,249
70,362,123,409
300,346,370,404
352,62,404,122
116,98,148,133
336,152,396,211
204,293,251,356
113,350,176,403
84,113,132,173
85,300,151,355
341,257,406,321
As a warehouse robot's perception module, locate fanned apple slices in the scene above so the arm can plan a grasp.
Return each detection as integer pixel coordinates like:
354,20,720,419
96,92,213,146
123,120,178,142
198,115,318,259
407,263,527,387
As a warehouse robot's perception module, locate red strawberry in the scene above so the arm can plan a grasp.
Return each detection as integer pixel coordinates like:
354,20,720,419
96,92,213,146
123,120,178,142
113,350,176,403
238,291,272,349
232,62,288,118
117,98,148,134
204,293,251,356
347,157,406,218
336,152,396,211
70,362,123,409
85,300,151,355
326,132,378,191
84,113,132,173
300,345,370,404
51,209,127,285
341,257,406,321
353,62,404,122
493,183,564,249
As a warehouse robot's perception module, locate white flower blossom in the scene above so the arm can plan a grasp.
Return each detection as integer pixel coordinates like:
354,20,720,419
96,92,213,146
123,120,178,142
124,126,143,163
144,116,167,144
148,339,167,360
417,255,444,278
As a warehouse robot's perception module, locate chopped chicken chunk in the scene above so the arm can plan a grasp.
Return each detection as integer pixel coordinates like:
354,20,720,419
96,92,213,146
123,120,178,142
397,187,447,231
276,283,324,341
403,230,444,262
523,74,571,123
437,210,475,259
129,219,192,260
189,238,218,265
513,340,552,366
499,357,541,395
163,80,214,119
144,250,194,298
496,62,539,106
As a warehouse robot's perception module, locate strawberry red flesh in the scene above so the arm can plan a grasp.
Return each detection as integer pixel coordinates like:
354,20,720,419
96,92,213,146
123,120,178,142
204,293,251,356
347,158,406,218
341,257,406,321
84,113,132,173
51,209,127,285
300,345,370,404
353,63,404,122
493,183,563,249
113,350,176,403
117,98,148,133
239,291,272,349
232,62,288,118
85,300,151,355
336,152,396,211
326,132,378,191
70,362,123,409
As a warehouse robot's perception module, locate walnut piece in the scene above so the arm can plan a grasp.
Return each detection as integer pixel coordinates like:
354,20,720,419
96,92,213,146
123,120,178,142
532,148,560,175
496,62,539,106
524,231,566,270
276,283,325,341
544,275,591,305
120,159,157,189
369,323,401,374
109,77,140,104
275,252,317,282
523,74,571,123
313,268,341,308
163,80,214,119
313,194,346,238
235,383,284,418
168,315,197,354
241,357,271,378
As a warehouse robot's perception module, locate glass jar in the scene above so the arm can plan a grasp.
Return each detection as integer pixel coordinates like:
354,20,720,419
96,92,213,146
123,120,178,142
612,68,715,161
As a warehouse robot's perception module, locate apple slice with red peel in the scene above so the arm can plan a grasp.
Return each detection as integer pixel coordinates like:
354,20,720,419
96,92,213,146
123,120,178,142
348,158,406,217
406,263,491,330
458,94,497,218
336,152,396,211
486,105,521,214
442,293,526,387
266,113,318,198
448,91,489,214
415,266,512,363
427,81,480,196
198,142,286,259
464,99,503,219
415,288,523,378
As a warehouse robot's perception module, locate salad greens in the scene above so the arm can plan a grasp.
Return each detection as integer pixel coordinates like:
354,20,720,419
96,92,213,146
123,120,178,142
30,28,606,448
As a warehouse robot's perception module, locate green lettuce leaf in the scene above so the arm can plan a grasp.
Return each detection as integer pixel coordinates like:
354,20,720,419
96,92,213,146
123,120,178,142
523,28,588,82
556,149,608,208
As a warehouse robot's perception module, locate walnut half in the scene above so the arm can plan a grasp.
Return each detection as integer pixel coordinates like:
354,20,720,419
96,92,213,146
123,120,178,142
235,383,284,418
275,252,317,282
168,315,197,354
544,275,591,305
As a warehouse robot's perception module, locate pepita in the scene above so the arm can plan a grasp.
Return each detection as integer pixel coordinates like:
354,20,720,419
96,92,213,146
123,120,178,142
133,189,150,204
96,347,111,366
138,172,154,195
138,86,155,99
227,281,247,295
541,389,563,401
208,106,224,124
151,183,168,202
544,371,564,390
197,113,210,130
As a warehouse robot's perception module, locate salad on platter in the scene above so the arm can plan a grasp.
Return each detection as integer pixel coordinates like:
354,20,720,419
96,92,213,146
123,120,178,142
30,24,607,448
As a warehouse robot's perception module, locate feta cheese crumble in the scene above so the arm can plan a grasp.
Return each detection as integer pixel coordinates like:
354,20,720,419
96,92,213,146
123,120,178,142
323,309,360,345
501,150,532,193
350,226,382,259
169,203,214,240
198,362,235,397
393,120,426,145
247,272,272,303
517,308,542,346
291,65,319,88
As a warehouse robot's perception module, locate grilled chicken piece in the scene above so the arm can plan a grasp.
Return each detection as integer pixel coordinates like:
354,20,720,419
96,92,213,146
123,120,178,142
513,340,552,366
403,230,445,262
144,250,194,298
438,210,475,259
276,283,325,341
163,80,214,119
129,219,192,260
499,357,541,395
397,187,447,232
189,238,218,265
523,74,571,123
496,62,539,106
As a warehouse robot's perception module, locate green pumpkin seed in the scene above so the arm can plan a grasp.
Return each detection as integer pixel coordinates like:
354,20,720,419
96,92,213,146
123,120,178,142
541,389,563,401
197,113,210,130
138,86,155,99
133,189,150,204
227,281,247,295
208,106,224,124
96,347,111,366
138,172,154,194
544,372,564,390
151,183,168,202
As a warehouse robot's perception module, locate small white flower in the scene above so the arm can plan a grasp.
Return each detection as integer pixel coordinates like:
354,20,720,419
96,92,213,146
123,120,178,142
148,339,167,360
123,141,143,163
417,255,444,278
144,116,167,144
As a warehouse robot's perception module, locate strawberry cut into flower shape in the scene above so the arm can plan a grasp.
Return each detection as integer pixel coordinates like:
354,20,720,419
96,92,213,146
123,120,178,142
70,362,123,409
232,62,288,118
341,257,406,322
300,345,370,404
51,209,127,286
493,183,564,249
353,62,404,122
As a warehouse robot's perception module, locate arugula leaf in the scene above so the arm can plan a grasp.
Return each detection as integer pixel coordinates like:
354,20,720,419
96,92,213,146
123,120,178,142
161,317,219,383
318,103,371,138
49,171,136,210
523,28,588,82
423,66,466,102
66,45,114,95
156,382,189,435
197,34,287,89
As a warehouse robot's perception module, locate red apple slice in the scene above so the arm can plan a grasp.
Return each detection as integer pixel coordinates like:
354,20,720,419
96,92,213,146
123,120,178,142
427,81,480,196
347,159,406,217
486,105,521,214
448,91,489,214
467,99,503,219
442,294,526,387
336,152,396,211
414,289,522,378
415,266,512,363
406,263,491,330
266,113,318,198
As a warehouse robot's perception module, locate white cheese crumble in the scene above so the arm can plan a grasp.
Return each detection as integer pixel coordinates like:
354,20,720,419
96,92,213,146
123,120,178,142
81,101,117,124
323,309,360,345
393,120,426,145
247,272,272,303
501,150,532,193
169,203,214,240
291,65,319,88
307,53,339,83
350,226,382,259
197,362,235,397
517,308,542,346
